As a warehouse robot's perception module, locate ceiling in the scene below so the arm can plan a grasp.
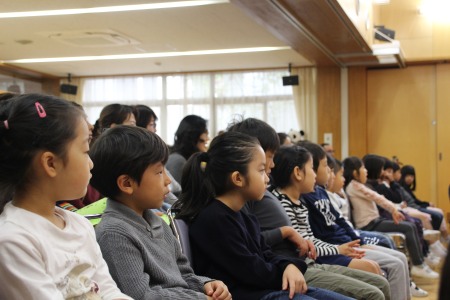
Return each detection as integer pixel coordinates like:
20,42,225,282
0,0,311,77
0,0,444,78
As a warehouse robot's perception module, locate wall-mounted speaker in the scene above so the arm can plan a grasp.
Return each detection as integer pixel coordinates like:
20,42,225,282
60,83,78,95
282,75,299,86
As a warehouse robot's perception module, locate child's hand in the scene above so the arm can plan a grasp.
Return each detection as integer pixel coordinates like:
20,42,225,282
283,227,317,260
391,209,405,224
204,280,231,300
282,264,307,299
338,240,365,258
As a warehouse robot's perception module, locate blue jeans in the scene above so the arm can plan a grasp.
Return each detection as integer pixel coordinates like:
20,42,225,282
357,230,397,249
260,287,355,300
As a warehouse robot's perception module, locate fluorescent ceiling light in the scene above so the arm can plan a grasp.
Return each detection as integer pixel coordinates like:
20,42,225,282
0,0,228,19
2,47,291,63
419,0,450,21
373,0,390,4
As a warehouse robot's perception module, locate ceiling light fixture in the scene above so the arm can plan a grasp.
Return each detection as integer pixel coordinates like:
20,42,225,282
0,0,229,19
418,0,450,21
2,47,291,64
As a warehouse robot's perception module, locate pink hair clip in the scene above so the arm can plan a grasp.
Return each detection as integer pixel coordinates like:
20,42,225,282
35,102,46,118
3,120,8,129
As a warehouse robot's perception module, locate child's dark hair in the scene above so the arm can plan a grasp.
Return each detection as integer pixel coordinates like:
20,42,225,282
0,94,83,212
392,162,400,172
362,154,385,180
272,145,311,189
334,159,342,174
383,158,394,171
89,126,169,199
133,104,158,128
326,153,336,170
342,156,364,190
173,131,260,221
172,115,208,159
400,165,416,191
93,104,134,140
297,141,326,172
227,117,279,153
277,132,289,145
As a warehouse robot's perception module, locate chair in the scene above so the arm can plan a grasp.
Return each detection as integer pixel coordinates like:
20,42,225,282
167,208,193,265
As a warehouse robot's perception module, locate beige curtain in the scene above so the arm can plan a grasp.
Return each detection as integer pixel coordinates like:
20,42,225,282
59,77,84,105
291,67,317,142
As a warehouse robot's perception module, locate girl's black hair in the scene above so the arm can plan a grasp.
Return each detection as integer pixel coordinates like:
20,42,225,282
227,117,279,153
342,156,363,190
172,115,208,160
92,104,134,140
400,165,416,191
133,104,158,128
0,94,82,212
297,141,326,172
89,126,169,199
383,158,394,171
362,154,385,180
173,131,260,221
271,145,311,189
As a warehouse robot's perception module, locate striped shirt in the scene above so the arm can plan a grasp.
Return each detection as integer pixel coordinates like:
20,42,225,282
271,189,339,257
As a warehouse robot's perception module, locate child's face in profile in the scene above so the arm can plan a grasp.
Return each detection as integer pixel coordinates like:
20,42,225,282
393,169,401,182
332,168,345,192
356,165,368,184
243,146,269,201
299,157,316,194
132,162,171,210
315,157,329,186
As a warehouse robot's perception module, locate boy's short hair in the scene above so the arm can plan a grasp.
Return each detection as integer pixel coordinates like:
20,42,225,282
89,126,169,199
227,117,279,153
298,141,326,172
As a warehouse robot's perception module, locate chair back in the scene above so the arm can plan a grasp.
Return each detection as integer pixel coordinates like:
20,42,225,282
167,209,194,264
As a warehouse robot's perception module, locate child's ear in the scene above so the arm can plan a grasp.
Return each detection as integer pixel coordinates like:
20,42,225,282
40,151,59,178
230,171,244,188
117,174,135,195
293,166,303,181
352,170,358,179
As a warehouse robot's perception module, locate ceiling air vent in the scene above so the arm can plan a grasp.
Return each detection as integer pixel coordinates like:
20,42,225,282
40,29,140,47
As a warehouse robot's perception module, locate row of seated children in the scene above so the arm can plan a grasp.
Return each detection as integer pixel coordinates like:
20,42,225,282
1,93,446,299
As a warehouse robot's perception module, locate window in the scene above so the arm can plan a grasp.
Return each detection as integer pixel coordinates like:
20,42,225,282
82,70,298,144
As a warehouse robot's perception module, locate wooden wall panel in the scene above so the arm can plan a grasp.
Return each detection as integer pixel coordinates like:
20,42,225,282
317,67,341,159
348,67,368,158
367,65,436,203
436,64,450,217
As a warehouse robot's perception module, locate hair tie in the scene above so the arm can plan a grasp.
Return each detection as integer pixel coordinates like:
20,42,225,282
35,102,47,118
3,120,9,129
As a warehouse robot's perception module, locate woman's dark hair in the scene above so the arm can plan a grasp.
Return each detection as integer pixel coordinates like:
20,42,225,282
227,117,279,153
133,104,158,128
89,126,169,199
0,94,82,212
92,104,134,140
362,154,385,180
400,165,416,191
342,156,363,190
172,115,208,159
173,131,259,221
297,141,326,172
272,145,311,189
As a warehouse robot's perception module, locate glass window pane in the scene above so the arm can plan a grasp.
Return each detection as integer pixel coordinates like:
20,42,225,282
186,74,211,100
166,76,184,100
267,100,299,133
166,105,184,145
215,103,264,135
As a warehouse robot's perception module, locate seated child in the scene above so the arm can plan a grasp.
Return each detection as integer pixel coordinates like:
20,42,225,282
0,94,131,299
89,125,230,300
173,131,354,300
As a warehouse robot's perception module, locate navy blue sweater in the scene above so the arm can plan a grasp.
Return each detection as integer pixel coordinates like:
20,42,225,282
302,186,360,245
189,199,307,300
